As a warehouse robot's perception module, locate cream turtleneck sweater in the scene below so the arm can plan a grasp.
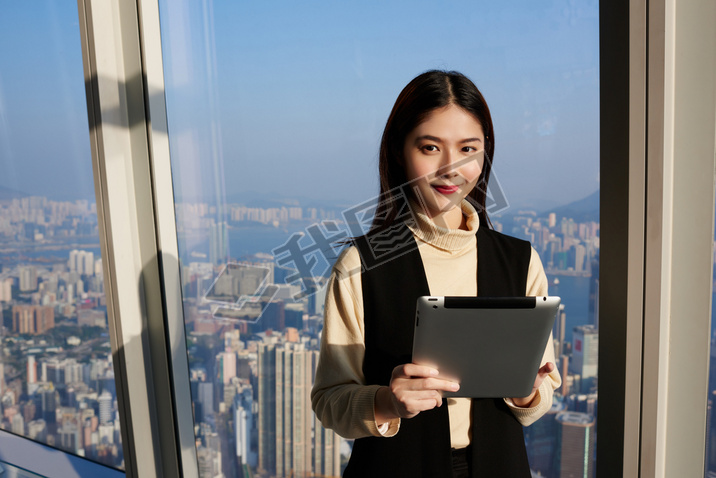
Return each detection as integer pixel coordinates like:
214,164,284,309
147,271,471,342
311,200,561,447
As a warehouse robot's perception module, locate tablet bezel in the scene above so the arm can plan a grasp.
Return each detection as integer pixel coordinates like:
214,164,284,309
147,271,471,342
411,296,560,398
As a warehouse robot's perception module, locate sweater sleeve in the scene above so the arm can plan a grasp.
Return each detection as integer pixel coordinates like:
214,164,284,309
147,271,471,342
503,247,562,427
310,246,400,438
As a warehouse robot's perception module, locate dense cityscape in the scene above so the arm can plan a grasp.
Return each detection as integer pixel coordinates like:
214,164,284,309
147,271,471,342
0,190,682,477
0,196,121,468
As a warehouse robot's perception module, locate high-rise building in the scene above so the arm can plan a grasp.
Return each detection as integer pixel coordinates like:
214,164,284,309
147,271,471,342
555,411,596,478
257,341,341,477
216,351,237,385
196,446,221,477
570,325,598,393
12,305,55,334
69,250,97,276
59,422,81,453
38,385,58,425
574,244,587,272
190,380,214,424
257,342,277,475
233,385,257,468
98,390,113,425
313,412,341,477
12,412,25,435
209,220,229,265
526,402,564,477
27,355,37,384
27,419,47,442
0,277,13,302
98,423,114,445
275,343,314,477
82,251,95,276
69,250,80,273
224,329,242,353
19,266,38,292
548,212,557,228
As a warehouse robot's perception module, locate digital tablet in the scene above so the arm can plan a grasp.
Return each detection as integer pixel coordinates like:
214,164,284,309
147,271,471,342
411,296,560,398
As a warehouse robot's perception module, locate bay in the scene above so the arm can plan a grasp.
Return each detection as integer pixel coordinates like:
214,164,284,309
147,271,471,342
546,274,592,344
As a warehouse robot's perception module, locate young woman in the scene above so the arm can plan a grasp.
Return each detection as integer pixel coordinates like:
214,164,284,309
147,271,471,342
311,70,561,477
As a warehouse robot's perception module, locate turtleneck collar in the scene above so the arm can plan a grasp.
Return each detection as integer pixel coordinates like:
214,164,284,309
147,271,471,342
407,199,481,252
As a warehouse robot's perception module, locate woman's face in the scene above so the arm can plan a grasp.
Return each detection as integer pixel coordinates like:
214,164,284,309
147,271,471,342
403,104,485,227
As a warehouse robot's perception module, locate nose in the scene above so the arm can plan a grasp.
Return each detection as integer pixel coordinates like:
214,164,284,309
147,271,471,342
437,150,460,178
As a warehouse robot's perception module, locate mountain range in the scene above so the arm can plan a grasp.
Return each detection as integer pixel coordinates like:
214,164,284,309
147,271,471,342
0,185,27,201
0,182,600,223
541,190,599,222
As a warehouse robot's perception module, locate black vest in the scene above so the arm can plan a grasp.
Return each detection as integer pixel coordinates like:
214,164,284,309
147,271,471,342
344,224,532,478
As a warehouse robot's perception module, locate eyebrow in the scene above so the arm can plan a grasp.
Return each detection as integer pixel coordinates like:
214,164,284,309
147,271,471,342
414,135,483,143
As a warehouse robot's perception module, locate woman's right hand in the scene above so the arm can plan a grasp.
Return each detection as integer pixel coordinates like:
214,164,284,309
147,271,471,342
374,363,460,424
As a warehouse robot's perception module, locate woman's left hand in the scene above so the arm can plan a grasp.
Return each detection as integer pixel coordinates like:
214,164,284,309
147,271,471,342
511,362,555,408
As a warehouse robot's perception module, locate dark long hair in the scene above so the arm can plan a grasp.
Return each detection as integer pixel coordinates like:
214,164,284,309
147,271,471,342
371,70,495,233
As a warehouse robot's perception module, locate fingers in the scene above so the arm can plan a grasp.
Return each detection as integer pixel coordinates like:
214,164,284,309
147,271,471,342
530,362,556,394
392,364,460,393
392,363,438,379
385,363,460,419
538,362,555,377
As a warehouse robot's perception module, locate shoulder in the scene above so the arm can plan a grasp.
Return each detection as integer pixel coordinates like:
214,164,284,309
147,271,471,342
332,244,362,280
527,246,549,296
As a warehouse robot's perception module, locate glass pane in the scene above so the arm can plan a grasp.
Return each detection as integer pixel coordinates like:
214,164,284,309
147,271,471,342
0,459,45,478
157,1,598,476
0,5,124,471
705,205,716,477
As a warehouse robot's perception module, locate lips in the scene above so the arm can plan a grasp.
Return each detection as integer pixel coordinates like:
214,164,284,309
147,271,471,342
432,184,460,195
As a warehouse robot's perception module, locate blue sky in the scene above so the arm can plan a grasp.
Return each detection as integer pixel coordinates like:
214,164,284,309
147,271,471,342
0,3,93,201
160,0,599,210
0,1,599,211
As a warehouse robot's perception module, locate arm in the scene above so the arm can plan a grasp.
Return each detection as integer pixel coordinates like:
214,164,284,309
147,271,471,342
311,247,458,437
504,247,562,426
311,247,400,438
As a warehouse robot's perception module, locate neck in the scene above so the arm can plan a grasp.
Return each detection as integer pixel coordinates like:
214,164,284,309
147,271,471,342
429,207,467,230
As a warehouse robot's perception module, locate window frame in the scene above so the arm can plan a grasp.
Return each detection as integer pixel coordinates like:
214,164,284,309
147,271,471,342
0,1,702,477
600,0,716,476
0,430,125,478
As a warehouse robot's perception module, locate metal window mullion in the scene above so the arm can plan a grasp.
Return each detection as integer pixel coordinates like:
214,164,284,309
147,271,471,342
662,0,716,475
640,0,716,476
625,0,648,476
640,0,670,475
76,0,182,476
135,0,200,476
598,0,646,476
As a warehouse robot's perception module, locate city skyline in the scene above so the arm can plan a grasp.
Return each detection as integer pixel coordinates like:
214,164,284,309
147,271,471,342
0,184,600,224
0,186,603,476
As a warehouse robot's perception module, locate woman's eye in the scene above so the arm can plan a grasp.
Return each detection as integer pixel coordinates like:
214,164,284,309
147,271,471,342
421,145,439,152
462,146,477,153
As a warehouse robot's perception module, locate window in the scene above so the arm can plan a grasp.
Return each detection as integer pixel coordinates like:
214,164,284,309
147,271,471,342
156,1,599,476
0,3,124,471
